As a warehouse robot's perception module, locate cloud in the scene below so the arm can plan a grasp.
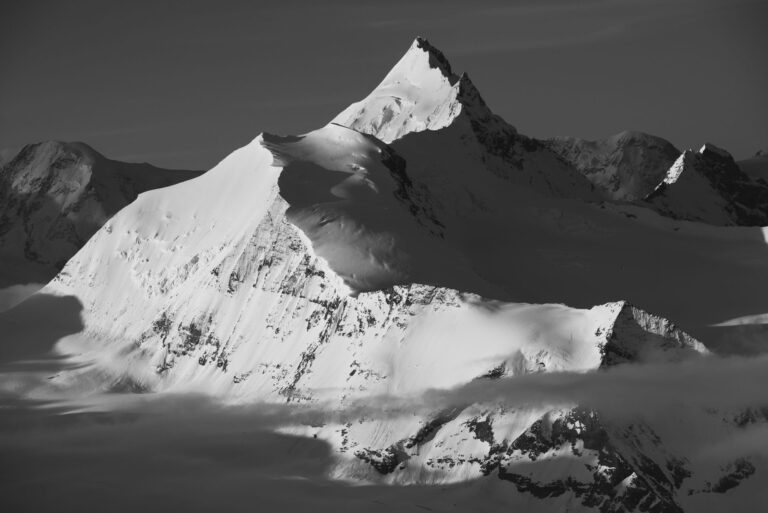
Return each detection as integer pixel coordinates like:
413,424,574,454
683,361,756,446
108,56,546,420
1,351,765,511
351,353,768,420
0,393,510,513
697,424,768,462
68,352,768,431
0,293,84,372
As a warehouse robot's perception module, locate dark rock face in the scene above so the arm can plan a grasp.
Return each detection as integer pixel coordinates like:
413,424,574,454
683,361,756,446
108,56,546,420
706,459,756,493
354,445,410,474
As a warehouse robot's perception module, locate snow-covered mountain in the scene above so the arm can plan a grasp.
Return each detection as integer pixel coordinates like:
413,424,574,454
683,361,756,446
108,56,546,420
644,143,768,226
545,131,681,201
5,37,768,512
0,141,201,287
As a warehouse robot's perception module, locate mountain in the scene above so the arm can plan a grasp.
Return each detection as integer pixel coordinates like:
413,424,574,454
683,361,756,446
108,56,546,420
644,143,768,226
6,38,768,511
545,131,681,201
0,141,202,287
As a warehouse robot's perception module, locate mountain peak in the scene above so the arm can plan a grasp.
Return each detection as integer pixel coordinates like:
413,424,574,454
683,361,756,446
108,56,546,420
19,140,99,159
3,141,106,176
699,142,732,161
332,37,472,143
377,36,461,90
398,36,457,81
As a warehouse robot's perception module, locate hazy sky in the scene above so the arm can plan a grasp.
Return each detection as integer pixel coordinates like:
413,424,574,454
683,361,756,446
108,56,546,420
1,0,766,169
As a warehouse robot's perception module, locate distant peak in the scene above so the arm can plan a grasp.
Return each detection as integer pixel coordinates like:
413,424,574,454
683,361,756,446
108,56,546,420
549,130,678,152
699,142,733,161
611,130,646,140
609,130,664,144
29,140,98,154
11,140,103,167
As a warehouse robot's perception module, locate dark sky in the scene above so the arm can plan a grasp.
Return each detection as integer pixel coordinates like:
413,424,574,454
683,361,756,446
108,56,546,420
1,0,766,169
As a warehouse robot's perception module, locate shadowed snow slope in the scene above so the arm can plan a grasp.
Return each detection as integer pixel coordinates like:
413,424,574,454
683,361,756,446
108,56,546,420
262,123,481,293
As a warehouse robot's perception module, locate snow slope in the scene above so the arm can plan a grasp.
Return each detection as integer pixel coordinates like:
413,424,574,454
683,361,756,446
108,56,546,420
0,141,201,287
